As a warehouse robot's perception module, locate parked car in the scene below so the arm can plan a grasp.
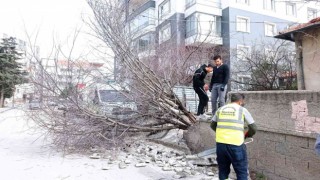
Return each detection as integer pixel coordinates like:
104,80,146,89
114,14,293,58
57,99,73,111
97,89,136,115
84,83,137,116
47,101,58,107
29,99,41,110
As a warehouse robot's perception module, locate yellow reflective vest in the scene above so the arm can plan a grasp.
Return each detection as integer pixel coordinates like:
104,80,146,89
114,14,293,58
216,103,245,146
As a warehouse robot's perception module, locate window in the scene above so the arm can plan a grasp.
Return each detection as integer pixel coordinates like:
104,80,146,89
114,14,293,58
159,24,171,43
130,8,155,32
286,3,296,16
186,0,196,9
236,0,249,5
138,33,154,52
236,16,250,32
308,8,318,20
237,75,251,90
264,22,276,36
263,0,275,11
159,0,170,20
186,14,197,37
237,45,250,61
264,48,277,59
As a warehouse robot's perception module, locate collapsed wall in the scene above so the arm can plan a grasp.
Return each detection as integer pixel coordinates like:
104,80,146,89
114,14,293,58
233,91,320,180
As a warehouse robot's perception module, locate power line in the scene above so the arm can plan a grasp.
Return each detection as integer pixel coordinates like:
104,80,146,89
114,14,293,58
133,14,298,24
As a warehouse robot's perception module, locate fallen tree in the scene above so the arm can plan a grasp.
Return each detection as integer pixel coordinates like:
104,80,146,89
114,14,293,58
26,0,223,150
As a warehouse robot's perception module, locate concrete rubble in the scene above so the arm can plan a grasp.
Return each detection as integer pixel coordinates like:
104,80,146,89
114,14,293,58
86,129,238,179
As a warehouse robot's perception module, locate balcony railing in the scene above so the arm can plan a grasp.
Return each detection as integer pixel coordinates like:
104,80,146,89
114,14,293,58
186,0,221,10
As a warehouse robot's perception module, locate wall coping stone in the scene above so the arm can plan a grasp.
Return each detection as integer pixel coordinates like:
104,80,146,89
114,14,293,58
258,126,317,139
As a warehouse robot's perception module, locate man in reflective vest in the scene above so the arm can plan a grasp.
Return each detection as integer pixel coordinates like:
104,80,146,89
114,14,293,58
211,93,257,180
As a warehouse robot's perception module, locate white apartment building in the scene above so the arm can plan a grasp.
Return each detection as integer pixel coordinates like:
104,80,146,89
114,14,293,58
125,0,320,90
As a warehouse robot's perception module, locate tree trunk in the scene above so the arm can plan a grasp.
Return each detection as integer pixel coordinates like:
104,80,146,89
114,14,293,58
0,88,4,108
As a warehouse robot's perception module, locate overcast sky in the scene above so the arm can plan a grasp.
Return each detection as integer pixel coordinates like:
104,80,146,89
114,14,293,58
0,0,107,61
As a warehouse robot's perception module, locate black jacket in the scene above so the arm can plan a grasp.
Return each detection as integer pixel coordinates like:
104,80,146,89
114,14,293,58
210,64,229,88
193,64,208,88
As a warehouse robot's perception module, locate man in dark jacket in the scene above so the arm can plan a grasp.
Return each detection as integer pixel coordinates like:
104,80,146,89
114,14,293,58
209,55,230,115
193,64,214,120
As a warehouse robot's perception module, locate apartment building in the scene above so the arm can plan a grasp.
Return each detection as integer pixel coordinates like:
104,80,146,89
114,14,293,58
125,0,320,90
126,0,222,52
221,0,320,90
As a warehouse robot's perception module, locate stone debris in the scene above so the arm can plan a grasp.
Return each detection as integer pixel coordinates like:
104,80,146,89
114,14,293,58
175,156,184,160
168,159,176,166
162,166,173,171
173,172,187,179
207,172,215,176
101,165,110,170
182,168,192,175
185,155,198,159
124,159,131,164
135,163,147,167
118,162,127,169
174,167,183,172
97,140,219,179
89,153,101,159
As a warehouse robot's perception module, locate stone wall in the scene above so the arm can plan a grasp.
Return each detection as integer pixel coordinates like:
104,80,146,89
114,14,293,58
235,91,320,180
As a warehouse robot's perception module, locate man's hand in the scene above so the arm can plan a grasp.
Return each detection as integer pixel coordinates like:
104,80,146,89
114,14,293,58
220,86,224,91
204,84,209,91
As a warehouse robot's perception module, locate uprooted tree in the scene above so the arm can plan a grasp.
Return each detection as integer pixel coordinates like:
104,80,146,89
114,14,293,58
26,0,224,150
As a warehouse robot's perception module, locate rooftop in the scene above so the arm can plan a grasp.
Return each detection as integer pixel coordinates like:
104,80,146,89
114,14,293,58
275,17,320,41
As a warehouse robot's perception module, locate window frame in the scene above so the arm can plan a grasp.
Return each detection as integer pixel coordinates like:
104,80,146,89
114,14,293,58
286,2,296,16
307,8,318,20
264,22,277,37
236,16,250,33
237,44,251,61
138,33,155,52
159,0,171,20
263,0,275,11
185,0,196,9
186,13,198,38
236,0,249,5
237,74,251,90
159,23,171,44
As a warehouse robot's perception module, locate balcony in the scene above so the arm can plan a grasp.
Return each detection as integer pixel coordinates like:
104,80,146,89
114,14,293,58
185,13,222,46
185,33,222,46
185,0,222,17
129,8,156,38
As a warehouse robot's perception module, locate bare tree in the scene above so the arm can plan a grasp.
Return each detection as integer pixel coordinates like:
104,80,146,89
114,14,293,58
231,39,297,91
23,0,224,151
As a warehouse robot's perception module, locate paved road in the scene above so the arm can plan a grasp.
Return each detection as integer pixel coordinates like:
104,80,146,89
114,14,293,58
0,108,218,180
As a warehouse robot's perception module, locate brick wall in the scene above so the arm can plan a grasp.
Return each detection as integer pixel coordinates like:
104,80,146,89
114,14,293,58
233,91,320,180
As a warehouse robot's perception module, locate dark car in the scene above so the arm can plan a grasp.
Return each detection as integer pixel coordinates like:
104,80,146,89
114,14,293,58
29,99,41,110
95,90,136,115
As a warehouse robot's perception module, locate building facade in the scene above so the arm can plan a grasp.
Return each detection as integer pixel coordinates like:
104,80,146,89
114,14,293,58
275,18,320,91
125,0,320,90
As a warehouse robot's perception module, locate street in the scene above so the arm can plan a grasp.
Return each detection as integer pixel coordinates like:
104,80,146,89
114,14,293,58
0,108,218,180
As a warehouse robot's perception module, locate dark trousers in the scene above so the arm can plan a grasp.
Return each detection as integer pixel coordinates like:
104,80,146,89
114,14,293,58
216,143,248,180
194,86,209,116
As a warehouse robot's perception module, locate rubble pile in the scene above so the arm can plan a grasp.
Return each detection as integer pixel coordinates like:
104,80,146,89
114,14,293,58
89,140,219,179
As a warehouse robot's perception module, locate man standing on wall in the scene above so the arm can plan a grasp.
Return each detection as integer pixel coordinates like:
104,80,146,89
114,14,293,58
211,93,257,180
193,64,214,120
209,55,230,115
